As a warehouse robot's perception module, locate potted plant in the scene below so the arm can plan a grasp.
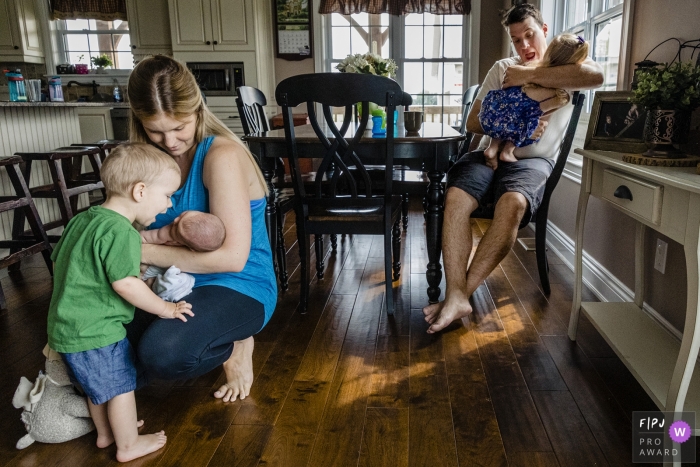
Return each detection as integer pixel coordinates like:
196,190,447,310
631,61,700,157
75,54,88,75
90,54,113,74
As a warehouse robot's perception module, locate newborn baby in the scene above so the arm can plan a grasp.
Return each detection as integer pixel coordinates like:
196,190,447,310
141,211,226,301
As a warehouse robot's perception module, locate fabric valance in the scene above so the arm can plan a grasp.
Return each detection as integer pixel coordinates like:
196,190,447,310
50,0,127,21
318,0,471,16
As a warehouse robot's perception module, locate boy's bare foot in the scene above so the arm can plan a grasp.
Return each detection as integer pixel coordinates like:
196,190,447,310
422,291,473,334
116,431,167,463
96,420,144,448
214,336,254,402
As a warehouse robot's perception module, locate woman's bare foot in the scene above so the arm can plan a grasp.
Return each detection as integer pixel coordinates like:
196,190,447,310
115,431,167,463
214,336,254,402
422,291,473,334
96,420,145,448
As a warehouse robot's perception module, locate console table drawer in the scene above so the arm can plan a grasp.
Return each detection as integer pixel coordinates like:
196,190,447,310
602,169,663,224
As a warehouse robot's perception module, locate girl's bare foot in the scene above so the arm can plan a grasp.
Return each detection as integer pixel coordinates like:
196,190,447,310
499,143,518,163
116,431,167,463
214,336,254,402
484,143,498,160
96,420,144,448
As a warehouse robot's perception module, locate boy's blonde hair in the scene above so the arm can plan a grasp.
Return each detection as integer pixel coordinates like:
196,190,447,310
523,34,589,107
100,143,180,198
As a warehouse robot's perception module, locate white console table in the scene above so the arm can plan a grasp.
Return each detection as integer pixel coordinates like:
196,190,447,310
568,149,700,436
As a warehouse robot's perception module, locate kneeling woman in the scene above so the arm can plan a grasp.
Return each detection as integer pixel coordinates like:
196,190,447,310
126,55,277,401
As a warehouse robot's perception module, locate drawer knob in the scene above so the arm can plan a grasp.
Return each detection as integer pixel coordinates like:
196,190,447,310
614,185,633,201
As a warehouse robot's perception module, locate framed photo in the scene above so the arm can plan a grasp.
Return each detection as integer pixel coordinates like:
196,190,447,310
273,0,313,61
584,91,648,153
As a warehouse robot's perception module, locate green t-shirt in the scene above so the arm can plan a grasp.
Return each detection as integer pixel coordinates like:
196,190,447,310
48,206,142,353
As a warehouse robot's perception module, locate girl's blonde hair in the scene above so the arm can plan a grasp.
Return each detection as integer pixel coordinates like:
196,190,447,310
101,142,180,198
524,34,589,107
127,55,267,194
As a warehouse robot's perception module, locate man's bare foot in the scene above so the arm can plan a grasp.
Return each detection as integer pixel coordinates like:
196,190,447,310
96,420,145,448
214,336,254,402
115,431,167,463
422,292,473,334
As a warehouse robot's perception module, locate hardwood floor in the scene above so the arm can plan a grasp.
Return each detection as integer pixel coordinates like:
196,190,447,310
0,199,669,466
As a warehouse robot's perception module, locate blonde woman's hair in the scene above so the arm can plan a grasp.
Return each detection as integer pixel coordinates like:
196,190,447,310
127,55,267,194
523,34,589,107
101,142,180,198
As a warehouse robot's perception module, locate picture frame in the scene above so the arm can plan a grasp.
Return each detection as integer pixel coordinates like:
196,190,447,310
273,0,313,61
584,91,649,153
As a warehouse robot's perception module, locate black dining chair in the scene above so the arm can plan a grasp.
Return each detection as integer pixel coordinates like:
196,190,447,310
236,85,293,291
276,72,404,314
471,91,585,295
452,84,480,165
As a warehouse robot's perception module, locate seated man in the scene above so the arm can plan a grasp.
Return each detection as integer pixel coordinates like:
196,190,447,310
423,3,604,333
141,211,226,301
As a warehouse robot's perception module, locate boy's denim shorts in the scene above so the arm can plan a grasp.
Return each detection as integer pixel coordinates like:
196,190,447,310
446,151,554,229
61,337,138,405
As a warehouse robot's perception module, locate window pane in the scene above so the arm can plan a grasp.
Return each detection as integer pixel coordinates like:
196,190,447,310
68,52,89,66
566,0,587,28
405,26,424,59
65,34,89,51
331,14,350,26
594,14,622,91
350,26,369,54
444,26,462,58
403,63,423,94
424,26,441,59
65,19,90,30
353,13,369,26
424,62,443,95
114,33,130,52
405,13,422,26
332,27,350,58
424,13,443,25
607,0,623,8
444,15,462,25
115,52,134,70
444,62,463,99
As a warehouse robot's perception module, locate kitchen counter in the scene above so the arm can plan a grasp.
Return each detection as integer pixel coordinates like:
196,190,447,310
0,101,129,108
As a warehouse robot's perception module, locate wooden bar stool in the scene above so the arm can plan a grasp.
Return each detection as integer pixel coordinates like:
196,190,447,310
0,156,52,310
14,146,105,241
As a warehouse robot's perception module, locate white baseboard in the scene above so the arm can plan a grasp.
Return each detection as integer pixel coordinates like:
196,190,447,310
543,221,683,342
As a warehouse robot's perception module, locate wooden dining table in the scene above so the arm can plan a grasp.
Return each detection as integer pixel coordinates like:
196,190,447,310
245,121,464,304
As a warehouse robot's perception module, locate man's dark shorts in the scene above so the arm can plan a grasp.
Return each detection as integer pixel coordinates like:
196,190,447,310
446,151,554,229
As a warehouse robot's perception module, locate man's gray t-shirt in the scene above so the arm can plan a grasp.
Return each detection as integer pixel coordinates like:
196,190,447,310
475,57,574,160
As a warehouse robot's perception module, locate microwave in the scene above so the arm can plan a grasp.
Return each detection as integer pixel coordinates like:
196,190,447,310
187,62,244,96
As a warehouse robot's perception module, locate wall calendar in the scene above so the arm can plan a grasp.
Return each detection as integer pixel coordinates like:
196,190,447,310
274,0,313,60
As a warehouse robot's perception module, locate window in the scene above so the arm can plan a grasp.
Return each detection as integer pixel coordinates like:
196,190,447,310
324,12,469,126
555,0,624,94
57,19,133,70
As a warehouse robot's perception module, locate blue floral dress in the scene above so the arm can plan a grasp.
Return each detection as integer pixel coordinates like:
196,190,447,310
479,86,550,148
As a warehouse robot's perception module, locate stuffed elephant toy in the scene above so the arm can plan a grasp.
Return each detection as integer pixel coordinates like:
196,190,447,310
12,345,95,449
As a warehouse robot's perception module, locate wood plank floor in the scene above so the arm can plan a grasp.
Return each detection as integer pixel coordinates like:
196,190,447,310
0,199,673,466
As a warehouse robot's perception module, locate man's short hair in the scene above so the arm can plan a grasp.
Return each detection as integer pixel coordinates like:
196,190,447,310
501,3,544,29
100,143,180,198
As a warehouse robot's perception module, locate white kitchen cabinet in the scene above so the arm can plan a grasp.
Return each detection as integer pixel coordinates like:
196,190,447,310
77,107,115,144
127,0,172,56
0,0,44,63
168,0,253,52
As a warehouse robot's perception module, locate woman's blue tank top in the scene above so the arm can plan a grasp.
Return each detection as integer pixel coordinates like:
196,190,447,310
149,136,277,325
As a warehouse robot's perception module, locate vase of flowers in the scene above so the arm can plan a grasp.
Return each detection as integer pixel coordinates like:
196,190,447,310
336,53,398,120
631,61,700,157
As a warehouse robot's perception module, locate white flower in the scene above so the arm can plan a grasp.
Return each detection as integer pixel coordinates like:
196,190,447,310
336,52,398,78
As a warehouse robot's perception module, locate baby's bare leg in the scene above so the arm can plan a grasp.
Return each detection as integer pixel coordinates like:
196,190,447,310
88,400,114,448
108,391,166,463
499,141,518,162
484,137,502,160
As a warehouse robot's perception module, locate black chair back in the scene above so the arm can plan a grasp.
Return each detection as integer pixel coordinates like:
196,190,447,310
236,86,271,135
457,84,480,136
275,73,403,203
